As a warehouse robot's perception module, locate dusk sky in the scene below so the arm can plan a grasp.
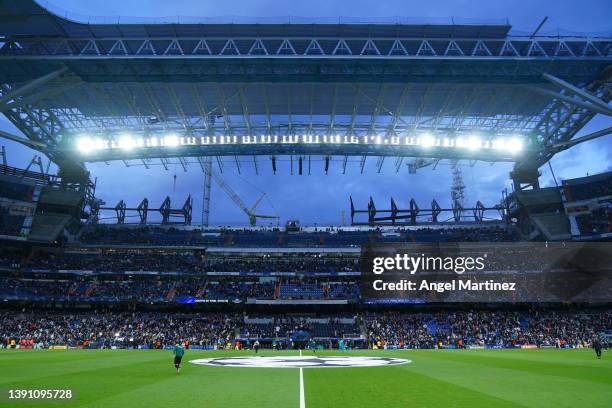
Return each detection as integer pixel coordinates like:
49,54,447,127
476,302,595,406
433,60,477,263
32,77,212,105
1,0,611,226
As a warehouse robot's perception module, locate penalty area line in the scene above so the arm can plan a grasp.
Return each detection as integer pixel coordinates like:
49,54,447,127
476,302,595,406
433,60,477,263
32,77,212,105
299,349,305,408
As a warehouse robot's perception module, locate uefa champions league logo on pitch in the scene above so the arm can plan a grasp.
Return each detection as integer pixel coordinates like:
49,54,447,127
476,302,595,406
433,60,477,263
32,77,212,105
189,356,411,368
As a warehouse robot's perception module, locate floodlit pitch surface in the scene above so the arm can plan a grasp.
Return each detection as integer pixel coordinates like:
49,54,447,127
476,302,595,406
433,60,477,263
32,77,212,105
1,349,610,407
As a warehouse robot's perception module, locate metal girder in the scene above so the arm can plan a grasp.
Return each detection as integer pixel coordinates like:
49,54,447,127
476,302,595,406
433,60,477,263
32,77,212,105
0,29,608,179
166,84,191,130
0,77,603,157
0,82,88,180
0,129,48,149
352,195,505,226
253,155,259,175
376,156,385,173
190,84,212,131
552,126,612,150
197,156,212,227
542,72,611,111
3,57,604,87
71,140,526,163
0,87,62,146
178,157,188,172
160,158,169,170
0,67,67,106
262,85,272,132
2,36,609,60
0,80,82,113
237,85,253,135
234,156,241,174
394,156,404,173
518,77,611,171
408,158,438,174
216,156,224,173
386,85,410,136
526,86,612,116
360,156,367,174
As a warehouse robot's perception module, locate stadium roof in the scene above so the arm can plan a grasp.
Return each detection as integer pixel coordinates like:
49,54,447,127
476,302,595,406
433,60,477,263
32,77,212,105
0,0,610,181
0,0,515,37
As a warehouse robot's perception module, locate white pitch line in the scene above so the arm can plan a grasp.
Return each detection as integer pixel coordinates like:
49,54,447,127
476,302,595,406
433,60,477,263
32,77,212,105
299,366,305,408
299,349,305,408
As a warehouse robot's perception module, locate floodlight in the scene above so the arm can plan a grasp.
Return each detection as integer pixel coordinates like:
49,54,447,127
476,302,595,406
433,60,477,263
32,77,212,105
94,138,107,151
163,134,179,147
420,134,435,148
507,137,523,154
467,136,482,150
492,138,506,150
118,135,135,150
76,137,94,153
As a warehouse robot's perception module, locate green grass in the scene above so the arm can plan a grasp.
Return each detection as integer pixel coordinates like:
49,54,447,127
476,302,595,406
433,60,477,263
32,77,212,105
1,348,610,407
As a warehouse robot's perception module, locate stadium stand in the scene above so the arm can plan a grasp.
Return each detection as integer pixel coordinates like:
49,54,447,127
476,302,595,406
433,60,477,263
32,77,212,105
79,225,519,247
0,163,609,352
364,310,611,349
563,172,612,202
559,172,612,239
0,177,36,202
0,205,26,237
575,207,612,235
1,310,609,350
0,275,360,303
529,213,572,240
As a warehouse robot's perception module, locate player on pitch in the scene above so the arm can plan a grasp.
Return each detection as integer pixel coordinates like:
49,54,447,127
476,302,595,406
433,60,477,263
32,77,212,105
308,338,317,353
593,335,603,360
173,340,186,374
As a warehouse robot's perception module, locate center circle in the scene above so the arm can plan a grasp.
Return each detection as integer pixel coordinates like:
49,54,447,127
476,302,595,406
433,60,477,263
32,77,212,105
189,356,411,368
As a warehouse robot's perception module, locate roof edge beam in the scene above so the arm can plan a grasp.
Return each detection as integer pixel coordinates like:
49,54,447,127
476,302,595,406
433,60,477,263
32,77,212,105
542,72,612,112
0,129,48,149
552,126,612,150
526,86,612,116
0,67,67,106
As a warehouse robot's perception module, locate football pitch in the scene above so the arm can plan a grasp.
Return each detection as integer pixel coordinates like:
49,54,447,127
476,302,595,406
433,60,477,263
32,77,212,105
1,349,610,408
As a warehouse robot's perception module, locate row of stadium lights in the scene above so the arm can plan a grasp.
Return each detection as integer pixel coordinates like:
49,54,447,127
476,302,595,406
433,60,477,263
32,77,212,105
75,134,524,154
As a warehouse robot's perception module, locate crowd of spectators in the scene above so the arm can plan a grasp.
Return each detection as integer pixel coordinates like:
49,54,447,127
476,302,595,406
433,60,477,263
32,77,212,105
78,225,518,247
0,250,359,274
576,206,612,236
20,251,204,273
0,277,359,302
365,310,611,349
204,257,357,273
0,311,238,349
563,173,612,202
239,316,359,339
1,242,575,275
1,309,609,349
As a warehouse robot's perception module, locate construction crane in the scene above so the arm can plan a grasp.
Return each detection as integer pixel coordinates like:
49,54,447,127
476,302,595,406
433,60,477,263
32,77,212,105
203,161,279,226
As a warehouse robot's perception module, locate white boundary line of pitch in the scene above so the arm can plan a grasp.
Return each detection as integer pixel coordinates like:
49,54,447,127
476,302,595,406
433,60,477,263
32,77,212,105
299,349,305,408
